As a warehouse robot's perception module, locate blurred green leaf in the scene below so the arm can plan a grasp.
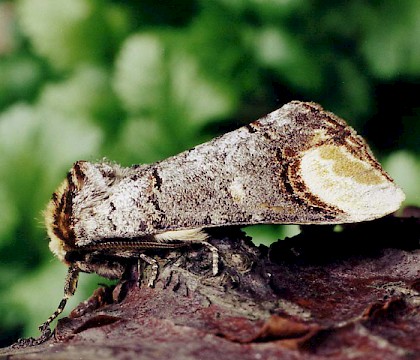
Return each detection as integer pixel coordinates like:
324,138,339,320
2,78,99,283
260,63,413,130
18,0,115,70
0,185,18,245
384,151,420,206
0,55,44,109
38,65,122,131
113,33,167,115
361,0,420,79
244,224,300,246
253,26,324,92
117,116,171,164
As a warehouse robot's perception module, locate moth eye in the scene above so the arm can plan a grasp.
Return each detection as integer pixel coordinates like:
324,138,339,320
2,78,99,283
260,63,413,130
299,144,405,222
64,251,83,263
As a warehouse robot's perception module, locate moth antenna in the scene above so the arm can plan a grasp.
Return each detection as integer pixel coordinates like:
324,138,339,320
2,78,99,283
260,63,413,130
138,254,159,287
13,327,52,348
36,266,79,341
40,264,80,329
12,265,80,348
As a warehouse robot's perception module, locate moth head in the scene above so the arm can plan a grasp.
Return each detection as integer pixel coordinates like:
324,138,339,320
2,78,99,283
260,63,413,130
45,161,124,263
44,161,91,263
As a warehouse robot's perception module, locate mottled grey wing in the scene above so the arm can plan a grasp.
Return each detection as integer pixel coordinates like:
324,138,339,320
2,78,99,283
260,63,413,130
62,101,404,246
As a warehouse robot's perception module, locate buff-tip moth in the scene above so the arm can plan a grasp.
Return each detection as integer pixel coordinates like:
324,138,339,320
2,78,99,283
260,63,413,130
16,101,405,346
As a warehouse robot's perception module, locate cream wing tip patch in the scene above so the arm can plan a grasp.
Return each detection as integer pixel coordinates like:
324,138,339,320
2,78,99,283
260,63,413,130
300,145,405,222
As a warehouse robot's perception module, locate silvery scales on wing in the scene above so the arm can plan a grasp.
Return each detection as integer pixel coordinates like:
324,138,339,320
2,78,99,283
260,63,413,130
18,101,405,346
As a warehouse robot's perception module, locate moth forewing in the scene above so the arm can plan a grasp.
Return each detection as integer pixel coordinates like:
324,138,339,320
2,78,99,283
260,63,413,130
22,101,404,346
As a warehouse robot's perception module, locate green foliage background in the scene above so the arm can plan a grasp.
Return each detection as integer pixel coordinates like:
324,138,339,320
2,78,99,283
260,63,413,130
0,0,419,345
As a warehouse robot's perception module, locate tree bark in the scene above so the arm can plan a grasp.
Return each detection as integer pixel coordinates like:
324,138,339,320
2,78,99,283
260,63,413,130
1,209,419,360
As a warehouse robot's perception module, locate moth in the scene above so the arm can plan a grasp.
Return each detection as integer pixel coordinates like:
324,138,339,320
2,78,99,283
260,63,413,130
19,101,405,346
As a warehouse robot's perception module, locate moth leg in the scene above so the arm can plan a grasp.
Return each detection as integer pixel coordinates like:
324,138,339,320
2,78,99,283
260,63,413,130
199,241,219,276
13,264,80,348
139,253,158,287
136,258,141,288
154,229,218,275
